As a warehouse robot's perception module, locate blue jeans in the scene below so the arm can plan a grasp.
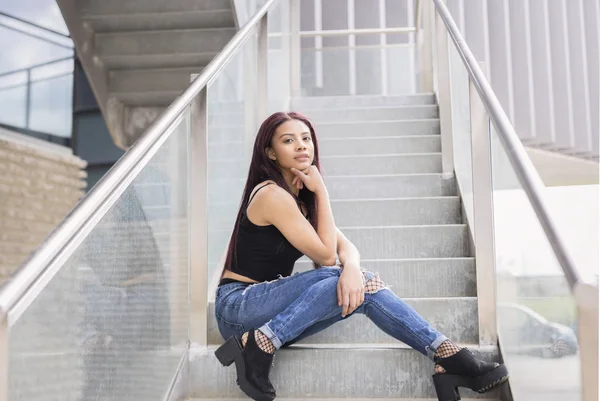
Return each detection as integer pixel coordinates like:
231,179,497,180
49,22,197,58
215,267,447,360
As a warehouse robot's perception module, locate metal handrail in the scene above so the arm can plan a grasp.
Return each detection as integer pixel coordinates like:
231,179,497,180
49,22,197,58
0,11,71,39
431,0,581,288
0,56,73,79
0,0,279,320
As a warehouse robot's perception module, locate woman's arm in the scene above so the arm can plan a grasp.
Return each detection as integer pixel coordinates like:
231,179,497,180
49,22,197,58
258,183,337,266
335,227,364,317
336,227,360,269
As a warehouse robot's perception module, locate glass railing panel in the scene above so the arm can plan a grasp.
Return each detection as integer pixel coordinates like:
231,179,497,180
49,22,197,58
300,41,417,97
0,23,74,138
447,37,473,231
8,110,191,401
28,58,74,137
490,126,583,400
0,77,27,128
206,29,258,289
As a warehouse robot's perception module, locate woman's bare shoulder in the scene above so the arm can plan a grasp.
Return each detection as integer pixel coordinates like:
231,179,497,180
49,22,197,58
250,180,291,202
247,180,295,225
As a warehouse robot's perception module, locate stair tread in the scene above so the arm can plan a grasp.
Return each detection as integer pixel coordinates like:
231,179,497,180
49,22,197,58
317,118,440,125
320,152,442,158
189,399,496,401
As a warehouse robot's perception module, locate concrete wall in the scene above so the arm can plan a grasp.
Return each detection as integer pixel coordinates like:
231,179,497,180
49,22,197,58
0,127,87,286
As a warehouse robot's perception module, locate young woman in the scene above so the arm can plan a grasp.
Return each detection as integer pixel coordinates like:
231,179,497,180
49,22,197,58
213,112,509,401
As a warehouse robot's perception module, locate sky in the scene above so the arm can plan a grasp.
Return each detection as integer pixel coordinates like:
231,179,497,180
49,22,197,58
0,0,72,137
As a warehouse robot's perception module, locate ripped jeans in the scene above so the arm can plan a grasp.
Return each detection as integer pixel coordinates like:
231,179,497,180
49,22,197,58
214,266,447,360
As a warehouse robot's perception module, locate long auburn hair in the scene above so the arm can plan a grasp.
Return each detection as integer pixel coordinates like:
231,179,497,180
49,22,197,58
221,111,322,278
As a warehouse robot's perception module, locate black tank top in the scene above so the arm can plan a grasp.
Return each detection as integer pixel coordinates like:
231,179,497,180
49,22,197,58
226,183,305,283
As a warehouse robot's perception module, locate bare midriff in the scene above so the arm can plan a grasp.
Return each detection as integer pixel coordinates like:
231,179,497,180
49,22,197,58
221,269,260,284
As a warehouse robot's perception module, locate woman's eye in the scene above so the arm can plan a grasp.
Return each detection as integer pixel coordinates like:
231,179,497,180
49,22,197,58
303,137,311,141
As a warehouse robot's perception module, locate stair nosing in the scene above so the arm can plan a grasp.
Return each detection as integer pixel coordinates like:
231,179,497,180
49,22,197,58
82,8,233,19
337,224,467,229
330,196,459,201
325,172,450,178
298,257,475,262
318,134,441,141
317,118,440,126
304,104,438,112
291,93,435,100
320,152,442,159
96,26,236,37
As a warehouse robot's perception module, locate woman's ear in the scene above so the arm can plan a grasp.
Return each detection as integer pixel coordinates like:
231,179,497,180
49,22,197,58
265,147,276,161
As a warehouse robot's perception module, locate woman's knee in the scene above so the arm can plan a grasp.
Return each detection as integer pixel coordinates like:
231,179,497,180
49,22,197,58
361,271,388,294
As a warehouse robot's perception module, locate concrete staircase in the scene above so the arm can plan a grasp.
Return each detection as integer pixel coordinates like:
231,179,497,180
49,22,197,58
56,0,236,148
190,94,502,400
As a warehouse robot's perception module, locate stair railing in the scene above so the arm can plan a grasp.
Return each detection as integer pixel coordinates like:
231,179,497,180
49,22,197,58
417,1,598,400
0,1,286,400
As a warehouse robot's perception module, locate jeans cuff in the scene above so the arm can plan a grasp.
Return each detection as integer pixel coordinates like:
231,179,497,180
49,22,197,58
258,322,283,350
426,334,449,361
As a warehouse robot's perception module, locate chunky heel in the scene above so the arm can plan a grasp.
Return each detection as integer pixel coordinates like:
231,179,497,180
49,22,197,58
214,336,241,367
432,347,509,401
473,364,509,393
214,331,276,401
433,373,470,401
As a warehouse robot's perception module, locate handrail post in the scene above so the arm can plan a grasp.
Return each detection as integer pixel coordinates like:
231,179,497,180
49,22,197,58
469,62,497,346
25,69,32,129
257,13,269,123
290,0,301,97
417,0,433,93
189,84,208,347
434,0,454,178
0,316,8,401
575,282,599,401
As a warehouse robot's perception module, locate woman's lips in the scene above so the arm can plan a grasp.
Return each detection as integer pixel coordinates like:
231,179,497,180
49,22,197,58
296,155,310,161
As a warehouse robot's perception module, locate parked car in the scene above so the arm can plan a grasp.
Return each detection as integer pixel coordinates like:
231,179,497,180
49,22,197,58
498,303,578,358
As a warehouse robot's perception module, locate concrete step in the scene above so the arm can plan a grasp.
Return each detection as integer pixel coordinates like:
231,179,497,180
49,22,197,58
321,153,442,175
189,345,501,399
205,224,469,264
316,119,440,138
291,93,436,109
209,153,442,177
324,173,457,198
208,296,478,345
208,174,456,201
207,136,442,159
82,11,234,32
202,105,439,127
210,197,462,229
80,0,232,15
306,105,439,122
190,399,497,401
208,120,440,142
338,225,468,259
295,258,477,298
109,67,204,106
97,28,234,69
319,135,442,156
330,197,461,226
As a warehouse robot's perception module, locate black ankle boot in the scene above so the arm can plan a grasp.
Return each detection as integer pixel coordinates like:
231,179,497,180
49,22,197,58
215,330,276,401
432,348,509,401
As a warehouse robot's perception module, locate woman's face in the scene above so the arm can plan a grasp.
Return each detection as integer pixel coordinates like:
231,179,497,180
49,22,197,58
266,119,314,171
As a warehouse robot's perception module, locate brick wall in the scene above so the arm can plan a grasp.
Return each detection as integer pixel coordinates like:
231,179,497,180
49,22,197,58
0,127,87,287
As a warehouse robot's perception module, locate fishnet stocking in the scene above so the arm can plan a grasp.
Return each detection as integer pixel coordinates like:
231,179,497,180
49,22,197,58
364,274,386,293
241,330,276,354
434,340,463,373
